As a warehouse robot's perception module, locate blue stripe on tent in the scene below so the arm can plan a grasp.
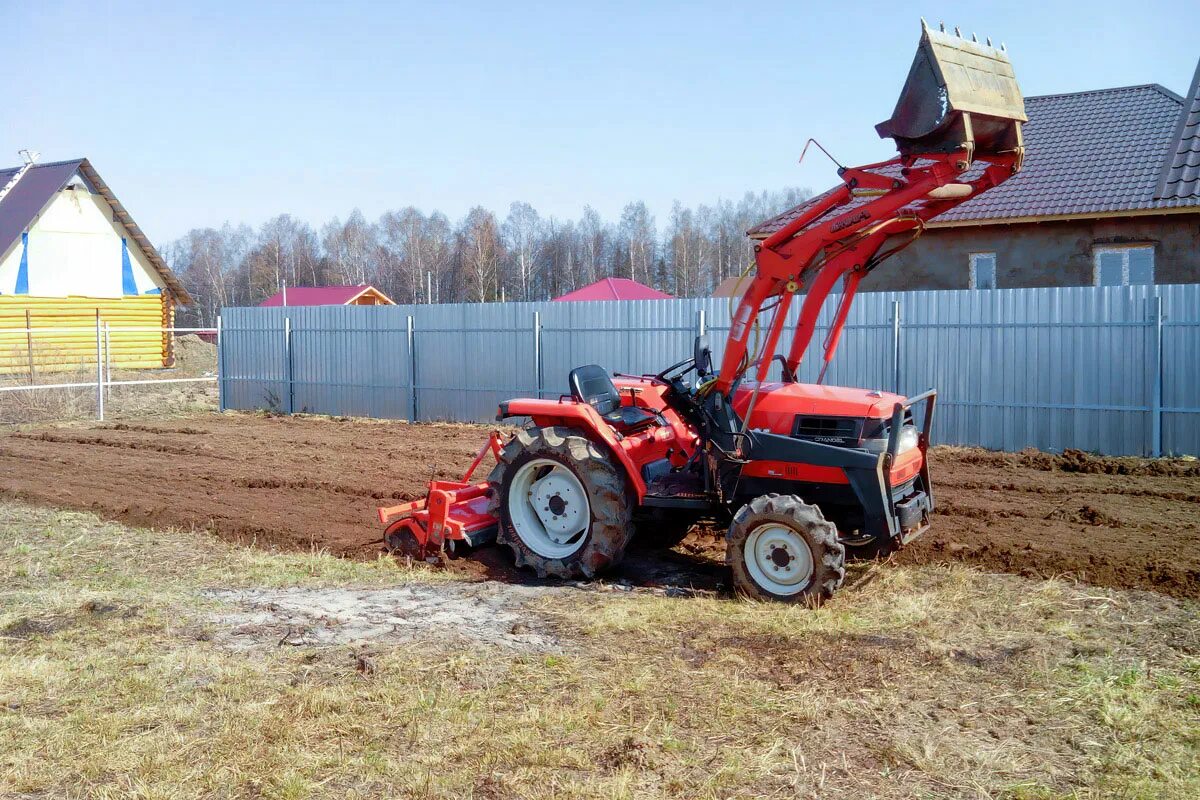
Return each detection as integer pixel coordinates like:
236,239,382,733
121,238,137,295
143,287,162,295
15,232,29,294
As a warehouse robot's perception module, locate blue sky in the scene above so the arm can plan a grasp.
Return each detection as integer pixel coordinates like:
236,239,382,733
5,1,1196,241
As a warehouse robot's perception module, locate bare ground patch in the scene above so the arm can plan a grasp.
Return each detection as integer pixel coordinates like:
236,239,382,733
205,584,560,651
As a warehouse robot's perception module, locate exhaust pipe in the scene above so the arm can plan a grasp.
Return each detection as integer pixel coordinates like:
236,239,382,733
877,20,1026,163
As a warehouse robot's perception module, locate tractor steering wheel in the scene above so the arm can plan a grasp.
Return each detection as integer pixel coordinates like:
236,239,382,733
654,356,695,384
653,334,713,385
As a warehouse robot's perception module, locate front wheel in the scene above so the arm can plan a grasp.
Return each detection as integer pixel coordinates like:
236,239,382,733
726,495,845,604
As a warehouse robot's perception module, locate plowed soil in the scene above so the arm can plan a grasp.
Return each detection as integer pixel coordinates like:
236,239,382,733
1,414,1197,598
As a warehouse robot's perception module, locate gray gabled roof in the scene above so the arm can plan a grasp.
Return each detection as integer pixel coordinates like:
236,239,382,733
749,79,1200,239
1156,60,1200,201
935,83,1197,223
0,158,190,303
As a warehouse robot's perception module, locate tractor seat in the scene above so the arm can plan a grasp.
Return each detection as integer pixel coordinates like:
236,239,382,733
568,364,658,433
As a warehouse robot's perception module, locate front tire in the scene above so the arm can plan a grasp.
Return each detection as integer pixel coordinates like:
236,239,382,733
727,494,845,604
487,427,633,579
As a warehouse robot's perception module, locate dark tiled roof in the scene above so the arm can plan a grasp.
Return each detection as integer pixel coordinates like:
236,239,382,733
749,82,1199,238
0,159,84,262
938,84,1195,222
1156,61,1200,201
0,158,190,303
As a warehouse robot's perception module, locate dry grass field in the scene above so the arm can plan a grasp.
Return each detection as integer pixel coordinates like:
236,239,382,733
2,499,1197,799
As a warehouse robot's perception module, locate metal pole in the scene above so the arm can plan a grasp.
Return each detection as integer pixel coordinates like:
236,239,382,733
697,307,706,337
891,299,902,394
95,312,104,421
104,322,111,407
1150,295,1164,458
407,314,418,421
216,314,226,412
533,311,542,399
24,309,34,384
284,316,294,414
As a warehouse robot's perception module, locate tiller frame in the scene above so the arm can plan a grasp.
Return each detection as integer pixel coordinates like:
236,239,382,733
377,431,505,558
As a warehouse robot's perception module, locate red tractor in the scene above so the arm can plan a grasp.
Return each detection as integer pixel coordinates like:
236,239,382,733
379,23,1027,603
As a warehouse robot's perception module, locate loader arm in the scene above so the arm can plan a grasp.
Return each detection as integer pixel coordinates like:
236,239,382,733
713,21,1027,396
712,151,1021,395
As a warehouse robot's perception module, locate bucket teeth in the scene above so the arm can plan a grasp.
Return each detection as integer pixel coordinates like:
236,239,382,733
877,21,1027,156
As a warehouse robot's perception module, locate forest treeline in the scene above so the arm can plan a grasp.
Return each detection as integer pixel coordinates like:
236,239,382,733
165,188,811,325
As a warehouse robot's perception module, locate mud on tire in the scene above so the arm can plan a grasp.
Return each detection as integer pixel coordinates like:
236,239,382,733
726,494,846,604
487,426,633,579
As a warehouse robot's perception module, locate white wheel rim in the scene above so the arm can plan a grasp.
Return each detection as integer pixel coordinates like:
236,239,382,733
507,458,591,559
743,523,814,596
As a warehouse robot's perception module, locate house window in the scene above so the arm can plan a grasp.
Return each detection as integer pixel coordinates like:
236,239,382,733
1094,245,1154,286
969,253,996,289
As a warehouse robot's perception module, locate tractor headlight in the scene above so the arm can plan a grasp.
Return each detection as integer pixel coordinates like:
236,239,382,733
861,423,919,455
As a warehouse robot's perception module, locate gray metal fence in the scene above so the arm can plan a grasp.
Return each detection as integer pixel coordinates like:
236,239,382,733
219,284,1200,456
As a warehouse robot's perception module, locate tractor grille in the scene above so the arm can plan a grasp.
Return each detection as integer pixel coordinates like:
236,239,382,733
791,415,860,447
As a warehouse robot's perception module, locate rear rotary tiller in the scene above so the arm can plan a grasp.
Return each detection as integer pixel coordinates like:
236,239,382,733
377,432,505,558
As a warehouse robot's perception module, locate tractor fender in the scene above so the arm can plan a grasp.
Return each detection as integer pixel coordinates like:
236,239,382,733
497,398,647,499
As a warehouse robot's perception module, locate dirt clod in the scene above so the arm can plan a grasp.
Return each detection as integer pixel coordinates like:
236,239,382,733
1,415,1197,599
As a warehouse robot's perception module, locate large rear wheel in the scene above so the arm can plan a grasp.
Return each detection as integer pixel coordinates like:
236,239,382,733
727,494,845,604
487,427,633,579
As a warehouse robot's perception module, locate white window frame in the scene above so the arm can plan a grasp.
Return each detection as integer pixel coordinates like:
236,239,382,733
968,252,997,290
1093,244,1154,286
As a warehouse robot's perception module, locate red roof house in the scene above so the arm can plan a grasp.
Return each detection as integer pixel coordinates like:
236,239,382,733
258,284,395,307
553,278,672,302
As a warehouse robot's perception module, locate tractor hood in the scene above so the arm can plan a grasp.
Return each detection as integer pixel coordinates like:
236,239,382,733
732,381,905,426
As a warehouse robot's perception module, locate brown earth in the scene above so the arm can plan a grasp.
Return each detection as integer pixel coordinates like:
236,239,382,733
0,413,1197,599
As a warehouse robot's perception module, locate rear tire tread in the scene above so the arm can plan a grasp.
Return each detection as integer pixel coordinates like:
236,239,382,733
487,426,632,579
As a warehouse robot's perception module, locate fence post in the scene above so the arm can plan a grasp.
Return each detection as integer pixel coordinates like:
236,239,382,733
103,322,111,407
284,316,294,414
94,312,105,421
697,307,706,338
407,314,418,421
216,314,226,412
24,309,34,384
1150,295,1164,458
890,299,902,394
533,311,543,399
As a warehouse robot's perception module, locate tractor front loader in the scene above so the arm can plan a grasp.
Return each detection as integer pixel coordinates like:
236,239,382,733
379,21,1027,603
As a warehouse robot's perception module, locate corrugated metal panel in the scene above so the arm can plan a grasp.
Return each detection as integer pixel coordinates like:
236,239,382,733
1161,284,1200,455
219,284,1200,456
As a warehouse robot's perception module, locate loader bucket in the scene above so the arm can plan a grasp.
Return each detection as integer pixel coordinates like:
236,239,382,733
877,21,1026,158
